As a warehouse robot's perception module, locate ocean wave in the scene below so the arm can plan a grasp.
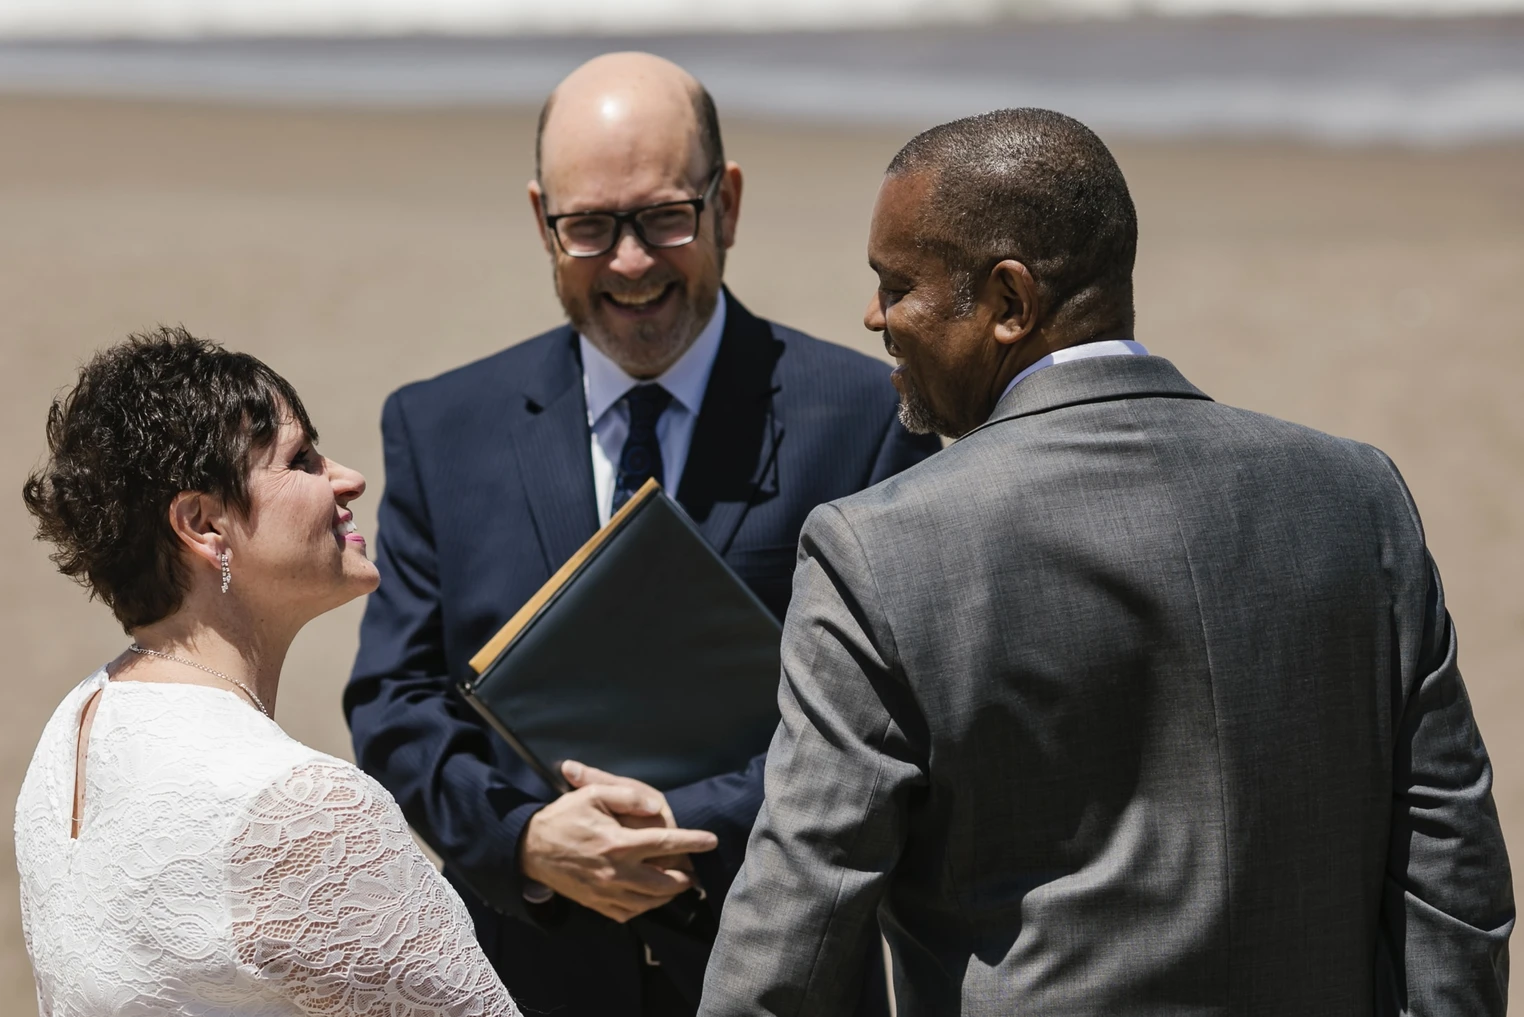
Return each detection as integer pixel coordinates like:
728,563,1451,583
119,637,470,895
2,16,1522,143
3,0,1524,40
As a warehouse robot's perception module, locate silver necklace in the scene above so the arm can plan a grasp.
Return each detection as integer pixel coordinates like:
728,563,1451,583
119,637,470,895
127,643,270,717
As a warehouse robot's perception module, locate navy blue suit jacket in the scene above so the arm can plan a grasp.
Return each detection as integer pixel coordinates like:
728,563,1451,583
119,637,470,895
345,292,939,1014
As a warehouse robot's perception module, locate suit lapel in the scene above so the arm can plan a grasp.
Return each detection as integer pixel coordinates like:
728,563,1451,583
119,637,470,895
508,328,602,573
676,291,784,556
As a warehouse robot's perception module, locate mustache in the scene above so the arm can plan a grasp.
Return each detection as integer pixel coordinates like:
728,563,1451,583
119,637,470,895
599,272,682,297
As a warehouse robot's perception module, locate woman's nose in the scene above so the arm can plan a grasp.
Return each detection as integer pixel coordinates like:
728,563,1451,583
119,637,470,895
329,459,367,503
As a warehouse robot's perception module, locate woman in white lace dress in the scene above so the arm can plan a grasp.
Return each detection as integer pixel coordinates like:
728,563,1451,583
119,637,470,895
15,328,519,1016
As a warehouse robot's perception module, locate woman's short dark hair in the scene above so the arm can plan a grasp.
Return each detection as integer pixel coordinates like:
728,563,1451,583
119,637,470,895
22,327,318,631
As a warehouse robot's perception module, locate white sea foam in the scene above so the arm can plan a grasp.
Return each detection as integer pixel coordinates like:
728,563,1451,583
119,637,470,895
2,0,1524,39
1,13,1521,143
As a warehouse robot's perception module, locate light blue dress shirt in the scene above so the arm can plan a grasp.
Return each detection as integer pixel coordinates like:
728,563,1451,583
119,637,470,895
998,338,1149,404
579,290,728,526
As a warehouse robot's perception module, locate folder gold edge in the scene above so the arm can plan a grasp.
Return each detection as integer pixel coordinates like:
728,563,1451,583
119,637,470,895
467,477,663,675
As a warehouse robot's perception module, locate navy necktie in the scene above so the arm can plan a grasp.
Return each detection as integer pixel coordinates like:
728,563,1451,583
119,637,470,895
613,383,673,511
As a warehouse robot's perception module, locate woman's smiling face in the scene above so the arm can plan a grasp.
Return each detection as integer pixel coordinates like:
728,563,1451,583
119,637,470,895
222,414,378,620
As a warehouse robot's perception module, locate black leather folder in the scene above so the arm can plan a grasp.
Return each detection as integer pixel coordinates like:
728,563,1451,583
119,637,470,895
460,479,784,794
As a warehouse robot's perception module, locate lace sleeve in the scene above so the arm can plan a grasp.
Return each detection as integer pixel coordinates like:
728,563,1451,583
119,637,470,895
227,759,519,1016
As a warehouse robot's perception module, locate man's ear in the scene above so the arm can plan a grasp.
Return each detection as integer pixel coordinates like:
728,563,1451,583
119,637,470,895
716,161,743,251
528,180,555,255
167,491,227,576
989,259,1040,346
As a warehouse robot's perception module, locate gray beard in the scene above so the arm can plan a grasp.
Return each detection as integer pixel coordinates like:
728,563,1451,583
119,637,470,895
558,249,724,378
575,296,707,377
896,376,960,438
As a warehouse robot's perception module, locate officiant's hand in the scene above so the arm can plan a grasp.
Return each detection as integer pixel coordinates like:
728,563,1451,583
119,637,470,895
520,760,717,923
563,761,698,876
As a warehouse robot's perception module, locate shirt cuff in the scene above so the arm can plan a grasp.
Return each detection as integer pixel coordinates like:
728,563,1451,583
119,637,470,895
522,879,555,904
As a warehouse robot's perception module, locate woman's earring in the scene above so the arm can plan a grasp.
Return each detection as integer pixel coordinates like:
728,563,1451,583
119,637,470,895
220,551,231,594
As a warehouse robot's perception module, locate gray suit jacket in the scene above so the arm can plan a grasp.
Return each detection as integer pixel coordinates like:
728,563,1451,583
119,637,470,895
698,355,1512,1016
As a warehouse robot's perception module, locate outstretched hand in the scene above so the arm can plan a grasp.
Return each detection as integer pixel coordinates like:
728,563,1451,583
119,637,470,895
519,760,717,923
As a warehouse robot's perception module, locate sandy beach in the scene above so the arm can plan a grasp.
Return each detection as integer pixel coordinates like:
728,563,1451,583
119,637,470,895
0,95,1520,1009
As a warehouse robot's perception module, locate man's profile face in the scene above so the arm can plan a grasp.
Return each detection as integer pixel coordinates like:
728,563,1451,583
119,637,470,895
533,103,737,380
865,172,996,438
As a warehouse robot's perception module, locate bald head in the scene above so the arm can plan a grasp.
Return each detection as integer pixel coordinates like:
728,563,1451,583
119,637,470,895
535,52,723,189
526,53,740,381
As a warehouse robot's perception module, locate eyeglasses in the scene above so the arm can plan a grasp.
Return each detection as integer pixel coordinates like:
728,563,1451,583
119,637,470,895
544,168,723,258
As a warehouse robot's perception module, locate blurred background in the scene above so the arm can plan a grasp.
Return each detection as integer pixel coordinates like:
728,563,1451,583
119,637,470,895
2,0,1522,1010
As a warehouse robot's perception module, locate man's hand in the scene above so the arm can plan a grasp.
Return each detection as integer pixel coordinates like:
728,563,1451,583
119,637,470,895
520,760,717,923
563,760,699,876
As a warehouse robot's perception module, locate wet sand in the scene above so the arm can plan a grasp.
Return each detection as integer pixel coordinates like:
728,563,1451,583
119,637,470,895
0,95,1520,1008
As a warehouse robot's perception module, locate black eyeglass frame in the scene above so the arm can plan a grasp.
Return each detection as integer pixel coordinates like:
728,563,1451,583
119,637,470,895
543,167,724,259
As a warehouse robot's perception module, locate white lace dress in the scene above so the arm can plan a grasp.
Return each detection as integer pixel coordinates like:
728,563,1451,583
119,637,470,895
14,670,519,1016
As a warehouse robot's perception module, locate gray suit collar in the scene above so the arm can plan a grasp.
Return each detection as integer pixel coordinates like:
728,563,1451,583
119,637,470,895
959,355,1212,443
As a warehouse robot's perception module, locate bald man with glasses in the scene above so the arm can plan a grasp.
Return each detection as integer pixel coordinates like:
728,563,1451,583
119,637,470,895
544,165,723,260
345,53,938,1017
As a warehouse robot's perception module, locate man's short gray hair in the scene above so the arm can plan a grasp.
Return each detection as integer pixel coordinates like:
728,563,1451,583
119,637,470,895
888,108,1137,332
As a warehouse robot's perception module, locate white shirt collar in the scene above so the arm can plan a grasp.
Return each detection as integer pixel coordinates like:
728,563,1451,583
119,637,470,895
998,339,1149,405
580,290,728,426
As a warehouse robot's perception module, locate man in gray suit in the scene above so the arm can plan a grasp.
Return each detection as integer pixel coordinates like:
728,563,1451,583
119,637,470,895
698,108,1513,1016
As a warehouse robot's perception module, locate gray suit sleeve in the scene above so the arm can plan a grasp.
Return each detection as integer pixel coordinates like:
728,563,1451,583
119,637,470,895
1378,544,1513,1015
699,504,926,1017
